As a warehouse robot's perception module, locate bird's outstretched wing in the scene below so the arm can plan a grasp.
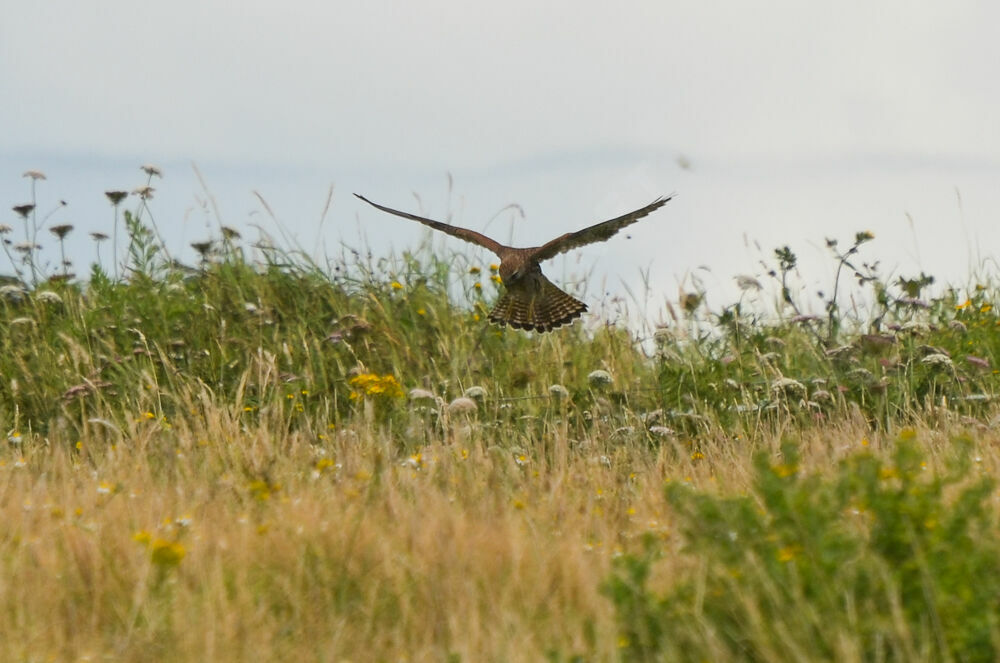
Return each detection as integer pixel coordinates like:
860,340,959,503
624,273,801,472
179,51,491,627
354,194,504,256
532,196,672,263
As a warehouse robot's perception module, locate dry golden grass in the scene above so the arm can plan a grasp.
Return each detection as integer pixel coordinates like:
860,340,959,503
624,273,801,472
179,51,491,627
3,400,988,662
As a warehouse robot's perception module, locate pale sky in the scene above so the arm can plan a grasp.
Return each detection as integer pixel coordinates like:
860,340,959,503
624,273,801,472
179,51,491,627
3,0,1000,328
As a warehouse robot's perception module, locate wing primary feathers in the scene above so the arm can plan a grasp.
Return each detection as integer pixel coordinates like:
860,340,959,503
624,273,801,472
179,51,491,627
533,195,672,263
354,193,504,255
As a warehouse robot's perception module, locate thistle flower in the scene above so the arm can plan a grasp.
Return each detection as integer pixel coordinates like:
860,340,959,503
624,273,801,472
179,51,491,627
105,190,128,205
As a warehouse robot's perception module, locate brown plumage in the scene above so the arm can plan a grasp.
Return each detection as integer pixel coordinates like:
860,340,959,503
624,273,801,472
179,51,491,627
354,193,672,332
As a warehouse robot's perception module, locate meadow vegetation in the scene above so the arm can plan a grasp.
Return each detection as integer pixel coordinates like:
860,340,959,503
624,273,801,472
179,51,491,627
3,170,1000,661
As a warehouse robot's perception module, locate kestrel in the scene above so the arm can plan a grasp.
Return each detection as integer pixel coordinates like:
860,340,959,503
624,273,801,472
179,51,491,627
354,193,672,332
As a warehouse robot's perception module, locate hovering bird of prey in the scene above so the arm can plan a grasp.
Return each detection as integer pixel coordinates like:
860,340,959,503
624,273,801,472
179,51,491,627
354,193,672,332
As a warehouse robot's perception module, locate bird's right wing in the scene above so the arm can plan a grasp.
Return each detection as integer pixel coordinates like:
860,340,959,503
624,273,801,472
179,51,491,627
532,196,672,263
354,194,504,255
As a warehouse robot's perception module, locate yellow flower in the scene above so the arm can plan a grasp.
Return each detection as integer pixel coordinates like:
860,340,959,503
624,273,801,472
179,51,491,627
473,282,482,290
489,264,499,272
491,274,502,285
150,539,186,567
777,544,802,562
956,299,972,310
390,281,403,290
132,530,152,545
468,266,481,274
980,303,993,313
348,373,404,400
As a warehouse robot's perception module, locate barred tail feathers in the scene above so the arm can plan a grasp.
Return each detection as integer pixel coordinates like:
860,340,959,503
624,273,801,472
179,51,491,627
487,277,587,332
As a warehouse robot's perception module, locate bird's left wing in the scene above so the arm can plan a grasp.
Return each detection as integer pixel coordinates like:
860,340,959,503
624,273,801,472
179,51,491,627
354,194,504,256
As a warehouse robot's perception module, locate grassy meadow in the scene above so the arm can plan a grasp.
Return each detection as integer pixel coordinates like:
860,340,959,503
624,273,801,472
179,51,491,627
4,172,1000,661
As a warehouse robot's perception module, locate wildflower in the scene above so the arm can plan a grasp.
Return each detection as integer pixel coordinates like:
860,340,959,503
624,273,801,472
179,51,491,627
49,224,74,239
0,285,25,302
473,282,482,290
652,327,671,344
920,353,953,368
14,458,26,468
97,481,113,495
390,281,403,290
35,291,63,305
132,185,155,199
771,377,805,394
175,514,193,527
13,242,41,253
515,453,529,466
8,431,22,445
489,263,499,272
463,385,487,400
955,299,972,310
549,384,569,399
648,426,674,438
691,451,705,461
966,355,991,369
811,389,833,402
0,224,11,234
777,544,802,562
90,231,109,241
100,194,127,211
132,530,152,545
140,164,163,178
408,388,436,401
447,397,477,414
348,373,404,400
981,303,993,313
191,241,213,256
221,226,241,240
22,170,46,180
587,369,612,387
12,204,34,218
150,539,186,567
417,308,426,315
468,266,481,274
772,462,798,478
491,274,502,285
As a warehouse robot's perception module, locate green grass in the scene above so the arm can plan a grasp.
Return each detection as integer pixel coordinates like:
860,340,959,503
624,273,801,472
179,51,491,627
3,179,1000,660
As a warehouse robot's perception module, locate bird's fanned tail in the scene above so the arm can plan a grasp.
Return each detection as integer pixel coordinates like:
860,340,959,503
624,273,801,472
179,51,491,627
488,277,587,332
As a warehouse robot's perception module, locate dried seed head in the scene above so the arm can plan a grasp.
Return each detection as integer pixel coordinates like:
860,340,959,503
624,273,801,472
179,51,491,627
140,164,163,177
49,224,74,239
22,170,46,180
12,204,34,218
105,190,128,205
90,232,109,242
